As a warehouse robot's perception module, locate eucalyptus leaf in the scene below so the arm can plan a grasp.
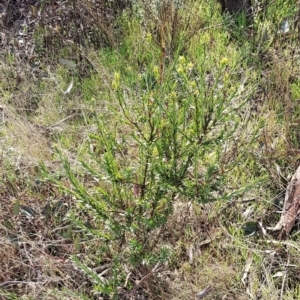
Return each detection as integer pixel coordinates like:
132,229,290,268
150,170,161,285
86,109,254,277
34,165,39,174
59,59,76,69
64,225,72,239
20,205,36,217
7,180,18,197
8,233,19,244
242,221,258,236
4,220,13,231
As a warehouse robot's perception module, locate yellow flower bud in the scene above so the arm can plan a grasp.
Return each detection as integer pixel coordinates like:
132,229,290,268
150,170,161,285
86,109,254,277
220,57,229,67
112,72,120,90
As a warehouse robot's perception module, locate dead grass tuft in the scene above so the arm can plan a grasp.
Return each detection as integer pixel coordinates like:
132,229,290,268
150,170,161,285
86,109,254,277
0,105,51,165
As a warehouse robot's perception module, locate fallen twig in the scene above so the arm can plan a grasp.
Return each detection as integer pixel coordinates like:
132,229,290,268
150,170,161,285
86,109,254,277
196,285,212,299
0,281,33,288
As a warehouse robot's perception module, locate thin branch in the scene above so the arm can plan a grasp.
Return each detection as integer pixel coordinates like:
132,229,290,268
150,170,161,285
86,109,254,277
0,281,34,288
47,114,79,128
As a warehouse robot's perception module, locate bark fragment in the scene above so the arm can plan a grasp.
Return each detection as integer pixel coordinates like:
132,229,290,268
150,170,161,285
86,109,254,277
273,165,300,239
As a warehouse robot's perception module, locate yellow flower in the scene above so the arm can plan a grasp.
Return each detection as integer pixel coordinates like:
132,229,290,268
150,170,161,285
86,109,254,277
153,65,160,82
178,56,186,64
152,146,159,157
189,80,197,89
187,62,194,70
112,71,120,90
220,57,229,67
188,81,199,95
229,86,236,94
146,32,152,43
169,91,177,100
176,65,184,75
223,72,229,82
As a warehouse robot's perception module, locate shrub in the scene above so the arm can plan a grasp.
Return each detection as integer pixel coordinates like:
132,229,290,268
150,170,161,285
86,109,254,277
43,49,256,297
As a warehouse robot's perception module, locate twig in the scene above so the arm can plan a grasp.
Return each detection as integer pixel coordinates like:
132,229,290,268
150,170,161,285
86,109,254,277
0,281,33,288
280,253,289,300
259,239,300,252
124,272,132,288
132,263,161,295
0,105,4,125
196,285,212,299
47,114,78,128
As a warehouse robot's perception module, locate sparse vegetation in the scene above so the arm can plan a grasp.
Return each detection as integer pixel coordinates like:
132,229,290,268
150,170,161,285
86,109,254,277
1,0,300,299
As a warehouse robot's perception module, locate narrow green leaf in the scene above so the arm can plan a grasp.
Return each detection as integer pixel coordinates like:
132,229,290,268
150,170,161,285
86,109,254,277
13,200,20,216
64,225,72,239
74,236,81,252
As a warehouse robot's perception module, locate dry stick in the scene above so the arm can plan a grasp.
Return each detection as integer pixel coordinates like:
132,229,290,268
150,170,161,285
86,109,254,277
259,239,300,252
47,114,79,128
280,253,289,300
0,106,4,125
159,42,166,85
132,263,160,295
298,0,300,42
196,285,212,299
124,272,132,288
0,281,33,288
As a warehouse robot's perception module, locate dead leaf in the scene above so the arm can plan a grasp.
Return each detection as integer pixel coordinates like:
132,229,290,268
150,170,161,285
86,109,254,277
63,77,74,94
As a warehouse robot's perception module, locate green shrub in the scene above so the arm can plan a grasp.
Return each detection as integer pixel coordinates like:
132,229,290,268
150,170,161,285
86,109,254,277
43,49,258,297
